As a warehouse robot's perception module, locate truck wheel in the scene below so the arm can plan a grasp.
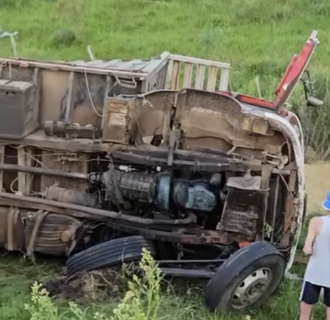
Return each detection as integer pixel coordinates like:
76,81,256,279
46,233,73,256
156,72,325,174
66,235,155,276
204,241,285,313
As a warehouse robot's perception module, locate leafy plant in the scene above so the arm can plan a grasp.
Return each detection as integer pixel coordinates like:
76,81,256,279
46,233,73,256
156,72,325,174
24,249,162,320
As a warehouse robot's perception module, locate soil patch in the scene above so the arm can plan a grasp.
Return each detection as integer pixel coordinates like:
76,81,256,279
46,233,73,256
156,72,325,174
305,161,330,211
42,267,127,302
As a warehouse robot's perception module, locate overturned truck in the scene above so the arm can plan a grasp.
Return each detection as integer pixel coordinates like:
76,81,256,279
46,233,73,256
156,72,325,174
0,31,319,312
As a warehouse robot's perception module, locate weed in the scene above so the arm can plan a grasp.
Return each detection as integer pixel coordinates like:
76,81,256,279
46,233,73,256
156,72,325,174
23,249,162,320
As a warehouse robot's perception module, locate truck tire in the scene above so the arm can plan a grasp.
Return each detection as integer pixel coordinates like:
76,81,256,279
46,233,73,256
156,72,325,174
204,241,285,313
66,235,155,276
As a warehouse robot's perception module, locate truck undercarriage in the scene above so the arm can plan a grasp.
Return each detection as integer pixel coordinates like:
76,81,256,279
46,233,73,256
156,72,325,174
0,31,319,312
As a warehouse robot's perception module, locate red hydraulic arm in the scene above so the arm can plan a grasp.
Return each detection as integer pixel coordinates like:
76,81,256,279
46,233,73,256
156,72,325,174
217,30,320,112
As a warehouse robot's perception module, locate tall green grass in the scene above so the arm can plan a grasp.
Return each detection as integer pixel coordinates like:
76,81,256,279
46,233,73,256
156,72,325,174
0,0,329,92
1,0,330,156
0,0,329,319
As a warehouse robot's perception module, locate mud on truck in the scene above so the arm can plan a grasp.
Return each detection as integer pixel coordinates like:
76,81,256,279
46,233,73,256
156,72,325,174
0,31,320,313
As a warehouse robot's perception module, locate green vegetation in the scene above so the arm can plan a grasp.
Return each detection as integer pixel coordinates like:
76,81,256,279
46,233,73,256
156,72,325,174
0,0,329,319
0,246,320,320
1,0,330,157
1,0,330,93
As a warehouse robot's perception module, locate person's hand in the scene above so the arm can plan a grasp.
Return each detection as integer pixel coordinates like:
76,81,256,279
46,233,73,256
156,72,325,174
302,216,318,256
303,244,313,256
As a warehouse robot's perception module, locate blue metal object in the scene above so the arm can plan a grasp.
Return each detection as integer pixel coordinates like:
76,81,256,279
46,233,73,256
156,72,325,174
173,182,217,212
156,175,171,210
156,175,217,212
185,184,217,212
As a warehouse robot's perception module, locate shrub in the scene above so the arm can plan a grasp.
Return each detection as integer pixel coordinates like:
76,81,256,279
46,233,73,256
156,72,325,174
24,249,162,320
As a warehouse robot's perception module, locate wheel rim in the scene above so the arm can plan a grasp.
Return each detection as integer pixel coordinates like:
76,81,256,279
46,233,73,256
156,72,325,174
231,268,272,309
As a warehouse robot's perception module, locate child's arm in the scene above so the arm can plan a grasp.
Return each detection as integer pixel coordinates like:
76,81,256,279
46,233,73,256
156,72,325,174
303,217,318,255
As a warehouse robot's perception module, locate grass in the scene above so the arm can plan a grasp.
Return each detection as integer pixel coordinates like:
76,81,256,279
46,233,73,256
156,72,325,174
1,0,330,319
0,243,325,320
1,0,330,101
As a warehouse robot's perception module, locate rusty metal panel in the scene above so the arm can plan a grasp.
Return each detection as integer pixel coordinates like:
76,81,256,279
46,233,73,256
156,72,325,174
0,52,170,79
0,79,38,139
102,97,130,144
218,186,264,240
70,58,157,73
40,151,88,192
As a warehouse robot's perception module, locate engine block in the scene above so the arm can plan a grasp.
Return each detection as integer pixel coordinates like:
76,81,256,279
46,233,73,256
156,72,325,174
102,170,219,214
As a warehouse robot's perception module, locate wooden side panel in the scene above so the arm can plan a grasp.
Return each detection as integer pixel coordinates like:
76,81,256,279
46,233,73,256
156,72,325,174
206,67,218,91
219,68,230,91
183,63,193,88
170,61,181,90
195,65,205,89
166,54,231,92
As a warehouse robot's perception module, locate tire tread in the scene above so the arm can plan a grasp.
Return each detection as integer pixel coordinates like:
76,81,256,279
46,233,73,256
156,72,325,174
66,235,155,275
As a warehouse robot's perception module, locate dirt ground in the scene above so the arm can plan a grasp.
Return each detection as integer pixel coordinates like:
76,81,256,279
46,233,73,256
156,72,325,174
305,162,330,211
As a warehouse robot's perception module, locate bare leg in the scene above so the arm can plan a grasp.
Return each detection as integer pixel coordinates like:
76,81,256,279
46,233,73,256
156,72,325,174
299,301,313,320
326,307,330,320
